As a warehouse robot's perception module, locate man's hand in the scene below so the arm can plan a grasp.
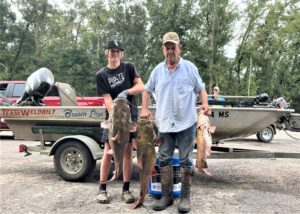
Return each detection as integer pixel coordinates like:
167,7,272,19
201,103,211,116
117,90,129,99
140,109,152,119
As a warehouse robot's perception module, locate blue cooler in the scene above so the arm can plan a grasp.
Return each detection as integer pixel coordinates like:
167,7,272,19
148,157,181,197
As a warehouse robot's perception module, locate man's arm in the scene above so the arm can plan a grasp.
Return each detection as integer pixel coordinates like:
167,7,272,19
127,77,144,95
199,89,210,115
140,89,152,118
102,94,113,113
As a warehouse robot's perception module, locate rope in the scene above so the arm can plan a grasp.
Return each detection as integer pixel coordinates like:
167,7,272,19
284,129,300,140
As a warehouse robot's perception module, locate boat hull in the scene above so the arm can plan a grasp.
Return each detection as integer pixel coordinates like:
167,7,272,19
149,106,293,142
0,106,106,141
0,106,294,142
207,107,293,141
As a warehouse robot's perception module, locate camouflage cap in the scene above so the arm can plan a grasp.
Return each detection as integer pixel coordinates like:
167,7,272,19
162,32,180,45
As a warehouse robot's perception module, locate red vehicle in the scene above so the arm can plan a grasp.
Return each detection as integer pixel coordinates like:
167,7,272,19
0,80,104,130
0,80,26,103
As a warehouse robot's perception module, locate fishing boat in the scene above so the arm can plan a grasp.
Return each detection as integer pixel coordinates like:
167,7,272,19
0,102,296,142
0,68,298,143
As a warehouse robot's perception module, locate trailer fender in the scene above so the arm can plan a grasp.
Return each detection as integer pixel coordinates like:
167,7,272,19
49,135,102,160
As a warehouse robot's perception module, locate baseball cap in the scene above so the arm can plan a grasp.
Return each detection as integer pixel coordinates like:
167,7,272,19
163,32,180,45
213,86,220,91
106,40,124,51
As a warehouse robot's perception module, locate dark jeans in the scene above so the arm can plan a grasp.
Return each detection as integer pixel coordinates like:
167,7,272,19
158,124,196,169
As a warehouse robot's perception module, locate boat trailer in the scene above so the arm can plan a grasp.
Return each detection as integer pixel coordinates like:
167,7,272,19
209,145,300,159
21,125,300,160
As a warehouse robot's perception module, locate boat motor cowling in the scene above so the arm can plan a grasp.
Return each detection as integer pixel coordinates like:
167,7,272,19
274,97,288,109
17,67,55,106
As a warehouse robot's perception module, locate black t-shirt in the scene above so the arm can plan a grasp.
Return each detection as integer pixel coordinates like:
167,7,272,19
96,62,140,121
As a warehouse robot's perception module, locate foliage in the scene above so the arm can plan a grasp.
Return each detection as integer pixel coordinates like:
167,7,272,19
1,0,299,111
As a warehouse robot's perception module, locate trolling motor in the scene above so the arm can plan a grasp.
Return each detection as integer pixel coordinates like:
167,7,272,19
17,67,54,106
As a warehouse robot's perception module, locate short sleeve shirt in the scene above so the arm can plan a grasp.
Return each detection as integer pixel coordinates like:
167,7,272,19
96,62,140,121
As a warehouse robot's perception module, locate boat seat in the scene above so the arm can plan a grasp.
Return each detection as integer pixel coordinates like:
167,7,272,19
55,82,77,106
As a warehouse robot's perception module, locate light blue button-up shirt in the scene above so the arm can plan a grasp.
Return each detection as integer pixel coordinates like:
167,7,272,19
145,58,205,133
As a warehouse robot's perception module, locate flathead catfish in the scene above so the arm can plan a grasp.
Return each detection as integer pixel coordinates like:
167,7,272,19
195,110,216,176
107,98,131,182
131,119,156,209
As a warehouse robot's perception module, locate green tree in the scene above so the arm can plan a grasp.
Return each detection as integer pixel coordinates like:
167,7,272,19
1,0,299,111
145,0,196,79
186,0,238,92
234,0,299,111
231,0,268,95
0,0,17,79
104,0,148,80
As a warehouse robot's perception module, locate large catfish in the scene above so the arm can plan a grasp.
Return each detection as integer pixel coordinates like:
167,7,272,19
131,119,157,209
107,97,131,182
196,110,216,176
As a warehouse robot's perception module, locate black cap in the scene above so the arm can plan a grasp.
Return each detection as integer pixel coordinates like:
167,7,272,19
106,40,124,51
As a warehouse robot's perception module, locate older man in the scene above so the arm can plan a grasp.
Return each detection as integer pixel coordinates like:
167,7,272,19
140,32,209,213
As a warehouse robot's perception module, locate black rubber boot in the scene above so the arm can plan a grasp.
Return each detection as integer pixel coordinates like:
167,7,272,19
152,165,174,211
178,168,192,213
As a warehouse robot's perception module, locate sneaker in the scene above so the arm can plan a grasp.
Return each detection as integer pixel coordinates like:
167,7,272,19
122,191,135,204
96,191,110,204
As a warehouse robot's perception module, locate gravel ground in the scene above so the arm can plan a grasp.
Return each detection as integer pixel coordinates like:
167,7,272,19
1,130,300,214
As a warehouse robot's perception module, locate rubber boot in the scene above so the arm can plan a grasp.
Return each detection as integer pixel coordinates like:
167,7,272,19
178,168,192,213
152,165,174,211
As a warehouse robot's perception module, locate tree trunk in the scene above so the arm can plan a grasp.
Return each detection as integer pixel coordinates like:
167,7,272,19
208,0,217,90
10,22,30,80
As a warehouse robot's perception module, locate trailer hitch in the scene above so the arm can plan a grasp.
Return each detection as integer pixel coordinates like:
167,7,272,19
19,144,32,157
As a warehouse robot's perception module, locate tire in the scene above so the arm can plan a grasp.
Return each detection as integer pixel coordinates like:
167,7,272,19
54,141,96,182
256,126,274,143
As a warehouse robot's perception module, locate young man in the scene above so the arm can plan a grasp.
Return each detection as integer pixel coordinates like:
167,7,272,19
96,40,144,204
140,32,209,213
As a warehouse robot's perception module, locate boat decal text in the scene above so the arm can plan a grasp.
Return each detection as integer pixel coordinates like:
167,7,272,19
64,109,104,118
1,109,56,117
210,111,229,118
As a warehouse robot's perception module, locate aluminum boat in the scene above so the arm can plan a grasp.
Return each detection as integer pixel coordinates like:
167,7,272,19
0,68,298,143
0,105,295,142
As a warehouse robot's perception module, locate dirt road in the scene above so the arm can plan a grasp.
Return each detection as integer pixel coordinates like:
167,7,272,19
1,130,300,213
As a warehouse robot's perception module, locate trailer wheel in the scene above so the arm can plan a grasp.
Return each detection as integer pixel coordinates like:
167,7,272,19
256,126,274,143
54,141,96,182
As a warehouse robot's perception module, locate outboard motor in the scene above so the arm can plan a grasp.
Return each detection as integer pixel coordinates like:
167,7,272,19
17,67,54,106
274,97,288,109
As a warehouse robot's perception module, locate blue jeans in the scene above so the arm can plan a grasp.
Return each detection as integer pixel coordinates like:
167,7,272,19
158,124,196,169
